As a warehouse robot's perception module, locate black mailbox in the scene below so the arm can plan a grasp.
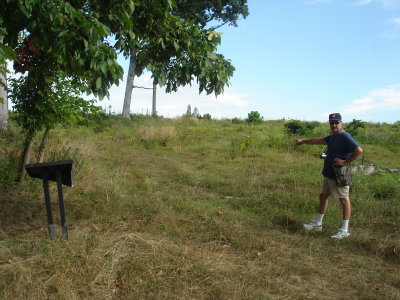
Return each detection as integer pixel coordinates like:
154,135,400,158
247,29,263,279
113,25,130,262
25,160,73,239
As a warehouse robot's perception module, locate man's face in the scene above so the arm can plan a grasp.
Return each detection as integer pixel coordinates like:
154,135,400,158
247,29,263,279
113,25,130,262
329,120,342,134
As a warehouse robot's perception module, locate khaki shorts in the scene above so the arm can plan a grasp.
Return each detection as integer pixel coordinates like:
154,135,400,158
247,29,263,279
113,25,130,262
321,177,350,199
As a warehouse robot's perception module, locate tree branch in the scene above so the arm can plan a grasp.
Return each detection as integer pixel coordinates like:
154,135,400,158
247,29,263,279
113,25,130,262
133,85,153,90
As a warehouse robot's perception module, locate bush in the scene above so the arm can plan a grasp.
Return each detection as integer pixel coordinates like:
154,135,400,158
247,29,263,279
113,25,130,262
345,119,366,137
0,152,19,189
76,111,114,133
246,111,263,124
201,113,212,120
284,120,321,136
231,117,244,124
284,120,305,135
305,121,320,131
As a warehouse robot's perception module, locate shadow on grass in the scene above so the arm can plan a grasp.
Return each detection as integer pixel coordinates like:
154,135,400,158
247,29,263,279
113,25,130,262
349,236,400,264
272,215,304,233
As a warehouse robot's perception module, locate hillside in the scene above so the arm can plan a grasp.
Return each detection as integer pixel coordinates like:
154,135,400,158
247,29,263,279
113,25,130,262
1,116,399,299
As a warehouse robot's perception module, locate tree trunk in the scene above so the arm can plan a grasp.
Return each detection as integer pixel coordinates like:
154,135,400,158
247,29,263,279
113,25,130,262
152,82,157,117
122,50,137,118
36,127,51,163
0,60,8,129
18,129,35,183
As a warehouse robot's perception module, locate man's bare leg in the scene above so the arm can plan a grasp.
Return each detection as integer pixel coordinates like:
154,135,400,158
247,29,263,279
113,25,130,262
318,193,330,214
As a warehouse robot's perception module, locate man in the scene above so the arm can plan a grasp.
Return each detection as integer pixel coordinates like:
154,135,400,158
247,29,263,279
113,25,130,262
295,113,363,239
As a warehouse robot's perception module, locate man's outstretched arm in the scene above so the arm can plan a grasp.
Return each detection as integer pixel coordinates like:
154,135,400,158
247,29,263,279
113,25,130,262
295,138,327,146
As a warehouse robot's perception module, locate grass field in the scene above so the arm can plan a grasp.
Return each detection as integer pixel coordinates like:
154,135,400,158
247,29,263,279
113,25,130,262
1,116,399,299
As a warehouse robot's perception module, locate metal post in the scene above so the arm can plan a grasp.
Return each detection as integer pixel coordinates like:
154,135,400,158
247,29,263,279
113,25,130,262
56,169,68,240
26,160,73,240
42,171,56,238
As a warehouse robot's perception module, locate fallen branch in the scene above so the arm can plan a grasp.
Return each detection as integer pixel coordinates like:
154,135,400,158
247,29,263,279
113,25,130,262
352,164,399,175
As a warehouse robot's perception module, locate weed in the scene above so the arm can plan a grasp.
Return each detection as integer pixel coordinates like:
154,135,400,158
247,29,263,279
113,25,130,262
137,125,177,148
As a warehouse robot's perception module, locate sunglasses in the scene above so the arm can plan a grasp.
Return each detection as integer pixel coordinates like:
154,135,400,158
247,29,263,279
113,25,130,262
329,121,340,125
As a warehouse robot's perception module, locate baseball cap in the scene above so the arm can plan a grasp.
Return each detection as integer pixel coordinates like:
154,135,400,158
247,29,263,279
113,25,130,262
329,113,342,122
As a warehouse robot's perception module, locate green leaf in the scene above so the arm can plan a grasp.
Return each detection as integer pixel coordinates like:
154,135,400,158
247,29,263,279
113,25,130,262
0,44,17,61
100,62,108,74
208,53,218,60
58,13,64,25
20,5,30,17
96,77,102,89
90,27,96,40
173,41,179,51
102,25,111,36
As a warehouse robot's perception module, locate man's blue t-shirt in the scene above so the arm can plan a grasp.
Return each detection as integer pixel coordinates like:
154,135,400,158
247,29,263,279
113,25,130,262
322,132,359,180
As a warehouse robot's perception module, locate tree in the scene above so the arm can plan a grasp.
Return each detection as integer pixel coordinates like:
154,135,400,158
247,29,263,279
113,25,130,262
144,26,235,96
0,61,7,129
246,111,263,124
119,1,183,118
174,0,249,30
121,0,248,118
185,104,192,117
192,107,199,118
122,51,137,118
0,36,8,129
9,72,100,180
152,81,157,117
0,0,142,181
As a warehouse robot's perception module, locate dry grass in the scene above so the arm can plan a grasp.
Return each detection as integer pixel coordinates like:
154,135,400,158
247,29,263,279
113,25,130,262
138,126,177,144
1,118,399,299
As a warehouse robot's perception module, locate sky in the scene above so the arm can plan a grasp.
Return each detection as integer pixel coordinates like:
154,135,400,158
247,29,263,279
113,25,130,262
8,0,400,123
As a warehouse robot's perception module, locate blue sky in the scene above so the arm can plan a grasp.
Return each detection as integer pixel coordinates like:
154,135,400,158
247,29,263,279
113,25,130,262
94,0,399,122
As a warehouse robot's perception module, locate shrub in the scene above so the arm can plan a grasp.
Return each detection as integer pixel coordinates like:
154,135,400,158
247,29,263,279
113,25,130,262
305,121,320,131
284,120,321,136
201,113,212,120
231,117,244,124
46,145,85,175
76,111,114,133
345,119,366,137
284,120,305,135
0,152,19,189
246,111,263,124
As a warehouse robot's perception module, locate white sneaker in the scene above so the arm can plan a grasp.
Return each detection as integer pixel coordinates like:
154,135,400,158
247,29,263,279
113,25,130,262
303,221,322,231
330,230,350,239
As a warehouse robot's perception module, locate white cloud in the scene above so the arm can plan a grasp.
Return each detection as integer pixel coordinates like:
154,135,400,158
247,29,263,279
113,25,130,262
340,84,400,115
353,0,374,6
304,0,333,4
102,72,249,118
380,16,400,38
353,0,400,9
351,0,400,38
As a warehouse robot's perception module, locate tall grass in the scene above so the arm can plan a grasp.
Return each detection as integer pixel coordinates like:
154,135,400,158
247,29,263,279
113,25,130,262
1,117,399,299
